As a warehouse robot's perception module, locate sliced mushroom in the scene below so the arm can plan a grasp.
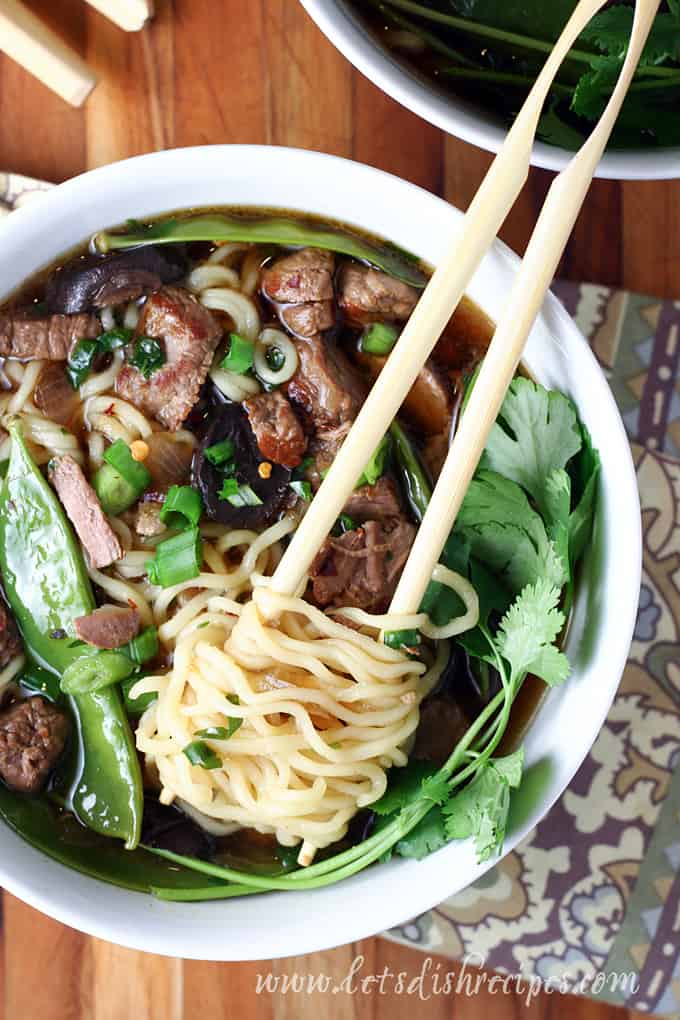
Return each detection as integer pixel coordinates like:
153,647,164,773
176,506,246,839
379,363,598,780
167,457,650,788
192,402,292,529
46,245,188,315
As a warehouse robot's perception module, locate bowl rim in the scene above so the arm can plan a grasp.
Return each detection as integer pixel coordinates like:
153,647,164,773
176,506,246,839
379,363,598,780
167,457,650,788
0,144,642,959
299,0,680,181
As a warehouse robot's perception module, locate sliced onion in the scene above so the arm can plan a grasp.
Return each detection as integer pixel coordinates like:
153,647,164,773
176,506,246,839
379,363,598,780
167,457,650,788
254,328,298,385
144,431,195,490
34,362,81,427
100,306,116,331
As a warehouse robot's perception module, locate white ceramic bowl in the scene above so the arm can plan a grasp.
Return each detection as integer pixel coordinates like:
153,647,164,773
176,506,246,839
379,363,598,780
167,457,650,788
301,0,680,181
0,145,640,959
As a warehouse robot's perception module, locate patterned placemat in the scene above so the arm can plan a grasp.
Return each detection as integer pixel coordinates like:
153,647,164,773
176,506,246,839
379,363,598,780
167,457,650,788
2,175,679,1013
387,283,680,1019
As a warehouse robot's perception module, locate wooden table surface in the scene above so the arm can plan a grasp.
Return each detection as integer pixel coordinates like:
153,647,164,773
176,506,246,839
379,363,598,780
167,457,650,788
0,2,677,1018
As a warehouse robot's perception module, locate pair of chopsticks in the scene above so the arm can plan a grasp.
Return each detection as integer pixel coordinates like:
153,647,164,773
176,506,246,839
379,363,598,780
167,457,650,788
0,0,153,107
271,0,660,622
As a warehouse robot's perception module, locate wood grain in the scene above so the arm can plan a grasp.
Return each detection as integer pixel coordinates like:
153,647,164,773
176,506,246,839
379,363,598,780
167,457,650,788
0,1,677,1017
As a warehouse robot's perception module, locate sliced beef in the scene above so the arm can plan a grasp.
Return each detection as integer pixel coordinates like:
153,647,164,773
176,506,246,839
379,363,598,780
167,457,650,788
34,362,81,427
339,265,418,325
0,311,100,361
46,245,188,315
243,390,306,469
116,286,221,431
288,335,366,430
262,248,335,304
343,476,403,522
309,518,415,613
0,603,22,668
74,605,140,649
134,497,166,538
281,301,334,339
0,696,69,794
49,455,122,568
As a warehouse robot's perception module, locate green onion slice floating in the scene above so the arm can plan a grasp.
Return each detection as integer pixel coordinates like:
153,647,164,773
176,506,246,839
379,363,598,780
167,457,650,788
220,333,255,375
160,485,203,530
146,528,203,587
204,438,235,468
218,479,263,508
61,650,135,695
362,322,399,356
182,740,222,770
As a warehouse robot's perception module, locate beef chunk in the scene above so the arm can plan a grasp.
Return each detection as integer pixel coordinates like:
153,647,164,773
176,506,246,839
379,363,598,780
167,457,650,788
288,335,366,430
281,301,335,339
262,248,335,304
0,697,69,794
423,430,450,481
310,518,415,613
339,265,418,324
263,249,336,338
116,286,221,431
0,603,22,668
49,455,122,569
74,605,140,649
134,497,166,538
343,476,403,522
0,311,100,360
243,390,306,469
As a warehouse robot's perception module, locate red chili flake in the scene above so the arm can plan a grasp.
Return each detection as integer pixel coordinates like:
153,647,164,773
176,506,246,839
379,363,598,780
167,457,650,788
127,599,138,610
105,403,115,416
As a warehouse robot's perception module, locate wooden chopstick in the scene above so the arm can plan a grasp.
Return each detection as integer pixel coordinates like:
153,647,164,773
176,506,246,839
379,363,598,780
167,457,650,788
0,0,97,107
271,0,617,600
389,0,661,616
83,0,154,32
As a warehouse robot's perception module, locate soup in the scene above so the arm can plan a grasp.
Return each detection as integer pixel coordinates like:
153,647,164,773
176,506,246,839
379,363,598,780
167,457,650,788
0,209,598,897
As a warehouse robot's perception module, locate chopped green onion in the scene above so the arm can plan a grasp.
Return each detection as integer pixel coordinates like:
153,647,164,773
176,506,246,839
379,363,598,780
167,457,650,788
61,650,134,695
205,438,235,467
121,673,157,716
146,528,202,587
195,726,229,739
362,322,399,356
0,459,9,480
218,478,263,507
92,464,139,516
383,628,421,651
183,740,221,770
19,664,62,702
160,485,203,530
67,328,132,388
356,434,390,487
123,626,159,665
289,479,312,502
332,514,356,536
220,333,254,375
129,336,166,379
93,439,151,516
104,439,151,490
194,713,242,739
292,456,313,480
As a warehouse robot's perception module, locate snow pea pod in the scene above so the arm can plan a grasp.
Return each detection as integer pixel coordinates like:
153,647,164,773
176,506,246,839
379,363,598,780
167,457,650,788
0,423,142,849
94,213,427,289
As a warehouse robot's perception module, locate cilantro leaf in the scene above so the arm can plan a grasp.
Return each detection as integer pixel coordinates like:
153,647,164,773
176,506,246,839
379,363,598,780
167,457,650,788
371,759,439,816
572,56,621,120
456,471,567,595
443,748,524,863
481,378,582,521
496,578,570,687
581,8,680,67
395,805,448,860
